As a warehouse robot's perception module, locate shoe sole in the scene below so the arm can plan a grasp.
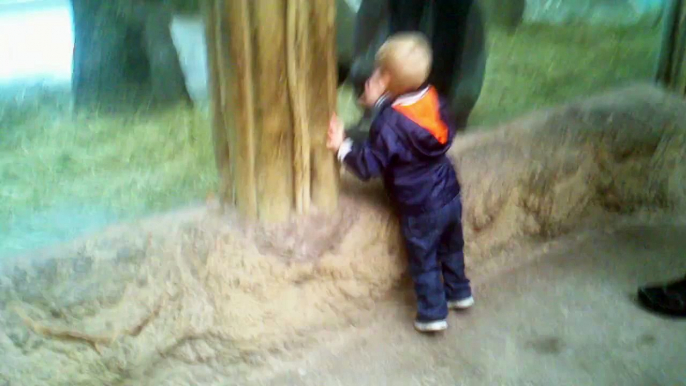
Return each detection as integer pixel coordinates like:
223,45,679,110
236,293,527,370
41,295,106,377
414,321,448,333
448,297,475,310
637,290,686,318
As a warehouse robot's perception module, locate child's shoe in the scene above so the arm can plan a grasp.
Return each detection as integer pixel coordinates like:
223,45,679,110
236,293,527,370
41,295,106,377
448,296,475,310
413,319,448,333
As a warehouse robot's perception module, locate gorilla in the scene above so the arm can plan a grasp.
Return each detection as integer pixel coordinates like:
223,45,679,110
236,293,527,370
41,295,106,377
338,0,487,130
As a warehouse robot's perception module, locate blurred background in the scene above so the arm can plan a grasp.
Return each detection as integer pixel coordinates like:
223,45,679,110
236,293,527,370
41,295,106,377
0,0,671,260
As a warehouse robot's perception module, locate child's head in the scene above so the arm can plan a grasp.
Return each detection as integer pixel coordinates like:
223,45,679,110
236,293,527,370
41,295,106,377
377,32,433,94
359,32,433,107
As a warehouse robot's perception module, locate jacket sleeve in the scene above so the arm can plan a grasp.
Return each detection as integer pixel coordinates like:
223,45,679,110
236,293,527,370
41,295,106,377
336,121,398,181
343,116,371,143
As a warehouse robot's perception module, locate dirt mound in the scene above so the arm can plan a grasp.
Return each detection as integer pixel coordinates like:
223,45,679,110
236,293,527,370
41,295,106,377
454,83,686,259
0,192,408,385
1,83,685,385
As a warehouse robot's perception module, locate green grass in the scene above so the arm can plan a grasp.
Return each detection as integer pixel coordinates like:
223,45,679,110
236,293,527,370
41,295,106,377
0,91,216,228
0,21,663,252
470,22,662,126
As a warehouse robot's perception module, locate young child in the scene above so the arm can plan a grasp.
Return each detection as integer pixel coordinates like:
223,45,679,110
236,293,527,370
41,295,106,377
327,32,473,333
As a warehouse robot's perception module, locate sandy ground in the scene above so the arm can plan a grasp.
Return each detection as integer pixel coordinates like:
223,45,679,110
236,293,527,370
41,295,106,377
0,3,681,383
1,84,684,386
3,211,685,385
261,218,686,386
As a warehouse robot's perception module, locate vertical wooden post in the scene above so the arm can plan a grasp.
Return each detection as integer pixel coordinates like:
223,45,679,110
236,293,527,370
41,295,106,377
287,0,313,215
205,0,233,207
252,1,295,222
208,0,339,223
224,0,259,219
309,0,341,213
656,0,686,95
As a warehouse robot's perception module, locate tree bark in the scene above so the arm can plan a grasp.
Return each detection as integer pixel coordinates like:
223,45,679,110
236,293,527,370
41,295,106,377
71,0,128,109
656,0,686,95
309,1,341,212
210,0,339,223
204,0,233,206
71,0,192,111
480,0,525,33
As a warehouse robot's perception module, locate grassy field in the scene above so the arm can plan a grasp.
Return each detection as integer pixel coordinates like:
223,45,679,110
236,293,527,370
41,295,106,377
0,96,216,214
0,88,217,254
470,22,662,126
0,21,662,255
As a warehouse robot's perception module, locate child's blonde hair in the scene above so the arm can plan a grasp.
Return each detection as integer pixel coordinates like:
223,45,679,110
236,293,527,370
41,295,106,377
375,32,433,95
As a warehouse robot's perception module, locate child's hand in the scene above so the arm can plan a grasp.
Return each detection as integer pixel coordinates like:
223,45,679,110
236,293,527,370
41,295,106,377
358,69,386,108
327,113,345,151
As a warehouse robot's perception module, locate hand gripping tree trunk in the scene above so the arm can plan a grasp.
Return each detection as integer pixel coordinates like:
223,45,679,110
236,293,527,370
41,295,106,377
207,0,339,222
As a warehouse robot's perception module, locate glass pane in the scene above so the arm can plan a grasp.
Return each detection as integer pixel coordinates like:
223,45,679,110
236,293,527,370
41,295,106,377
473,0,665,126
0,0,215,261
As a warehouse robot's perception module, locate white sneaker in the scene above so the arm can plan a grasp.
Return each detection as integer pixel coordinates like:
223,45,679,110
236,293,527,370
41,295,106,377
413,319,448,333
448,296,475,310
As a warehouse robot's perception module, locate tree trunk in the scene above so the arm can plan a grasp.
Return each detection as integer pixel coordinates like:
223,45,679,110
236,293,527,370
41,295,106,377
71,0,128,109
656,0,686,95
480,0,525,33
71,0,192,111
204,0,233,205
209,0,339,223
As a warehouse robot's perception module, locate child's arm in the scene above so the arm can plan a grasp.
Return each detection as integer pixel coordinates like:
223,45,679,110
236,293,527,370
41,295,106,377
343,109,373,143
332,118,397,181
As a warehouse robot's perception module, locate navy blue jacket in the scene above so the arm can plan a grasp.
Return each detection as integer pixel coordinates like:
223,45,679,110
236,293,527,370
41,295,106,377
338,86,460,216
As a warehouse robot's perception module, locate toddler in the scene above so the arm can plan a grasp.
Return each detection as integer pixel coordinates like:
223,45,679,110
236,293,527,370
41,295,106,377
327,32,473,332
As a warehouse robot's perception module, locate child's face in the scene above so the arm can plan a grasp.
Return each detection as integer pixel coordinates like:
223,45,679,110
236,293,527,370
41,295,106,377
358,69,390,108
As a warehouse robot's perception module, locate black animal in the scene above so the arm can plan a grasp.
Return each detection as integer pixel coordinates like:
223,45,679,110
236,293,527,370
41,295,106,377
339,0,487,129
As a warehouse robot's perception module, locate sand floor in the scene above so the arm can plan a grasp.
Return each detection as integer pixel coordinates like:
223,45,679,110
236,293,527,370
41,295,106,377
1,83,685,386
259,217,686,386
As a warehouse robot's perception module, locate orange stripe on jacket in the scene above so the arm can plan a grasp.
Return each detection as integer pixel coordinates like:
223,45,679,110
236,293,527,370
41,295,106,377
392,86,448,144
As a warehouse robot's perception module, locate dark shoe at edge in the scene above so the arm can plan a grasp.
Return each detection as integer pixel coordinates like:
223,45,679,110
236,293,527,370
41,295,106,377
637,275,686,318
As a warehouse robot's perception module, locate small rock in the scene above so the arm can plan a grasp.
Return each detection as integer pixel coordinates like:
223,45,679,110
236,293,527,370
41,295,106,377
50,308,64,319
137,275,149,287
25,335,45,353
7,329,29,349
116,247,141,265
71,256,94,276
11,268,28,290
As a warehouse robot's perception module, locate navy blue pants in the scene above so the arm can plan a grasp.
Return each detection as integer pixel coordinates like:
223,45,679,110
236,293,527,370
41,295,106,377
400,195,472,322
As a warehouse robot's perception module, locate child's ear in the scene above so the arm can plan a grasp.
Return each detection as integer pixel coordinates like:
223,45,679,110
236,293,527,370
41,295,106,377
378,70,392,91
